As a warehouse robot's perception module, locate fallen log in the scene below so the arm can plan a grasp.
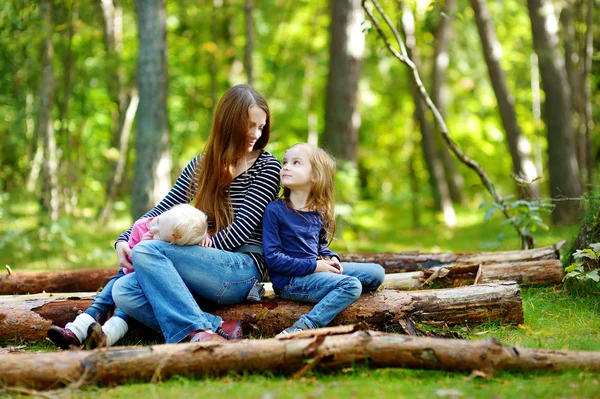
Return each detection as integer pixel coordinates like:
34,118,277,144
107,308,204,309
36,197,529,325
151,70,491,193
1,325,599,390
383,259,565,290
343,241,565,273
0,283,524,342
0,256,564,295
0,269,115,295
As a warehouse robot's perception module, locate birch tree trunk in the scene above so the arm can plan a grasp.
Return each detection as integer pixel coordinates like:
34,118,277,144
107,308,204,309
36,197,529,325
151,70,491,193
131,0,172,218
527,0,582,224
471,0,540,198
402,3,456,227
38,0,60,222
2,326,599,389
430,0,464,205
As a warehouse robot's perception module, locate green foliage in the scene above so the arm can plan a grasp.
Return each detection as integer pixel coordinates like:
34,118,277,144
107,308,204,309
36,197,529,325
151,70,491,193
564,242,600,293
479,195,554,245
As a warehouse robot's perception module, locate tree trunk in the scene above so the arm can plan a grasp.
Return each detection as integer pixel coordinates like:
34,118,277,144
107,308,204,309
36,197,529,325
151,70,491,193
560,3,584,178
131,0,172,219
580,0,594,188
244,0,254,86
323,0,363,164
0,283,523,342
402,3,456,226
99,0,134,221
471,0,539,198
0,259,562,296
38,0,60,222
527,0,582,224
430,0,464,205
98,88,140,222
3,325,600,389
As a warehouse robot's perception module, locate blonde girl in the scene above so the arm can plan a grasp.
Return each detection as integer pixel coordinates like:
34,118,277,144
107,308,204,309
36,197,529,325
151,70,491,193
262,143,385,334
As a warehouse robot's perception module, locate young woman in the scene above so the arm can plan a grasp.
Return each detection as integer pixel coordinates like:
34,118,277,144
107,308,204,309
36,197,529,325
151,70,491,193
111,84,281,343
262,143,385,334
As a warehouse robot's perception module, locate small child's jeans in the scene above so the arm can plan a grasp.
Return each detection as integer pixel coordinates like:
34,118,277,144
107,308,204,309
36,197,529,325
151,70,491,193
279,262,384,330
84,268,130,322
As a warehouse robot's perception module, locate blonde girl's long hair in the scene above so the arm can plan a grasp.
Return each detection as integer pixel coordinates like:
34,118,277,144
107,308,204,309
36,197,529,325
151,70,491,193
193,85,270,234
283,143,336,245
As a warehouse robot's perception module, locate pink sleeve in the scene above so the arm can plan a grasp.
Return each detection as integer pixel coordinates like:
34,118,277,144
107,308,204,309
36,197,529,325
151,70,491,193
128,217,152,249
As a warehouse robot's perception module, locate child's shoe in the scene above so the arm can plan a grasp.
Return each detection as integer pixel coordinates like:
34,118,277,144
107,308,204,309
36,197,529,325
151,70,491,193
47,326,82,349
85,322,107,350
276,327,303,337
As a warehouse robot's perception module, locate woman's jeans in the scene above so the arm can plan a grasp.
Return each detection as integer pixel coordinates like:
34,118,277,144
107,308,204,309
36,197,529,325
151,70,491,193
84,268,130,322
279,262,385,330
112,240,260,343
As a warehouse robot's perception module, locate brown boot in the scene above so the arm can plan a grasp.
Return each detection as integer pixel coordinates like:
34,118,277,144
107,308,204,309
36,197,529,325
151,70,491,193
47,326,81,350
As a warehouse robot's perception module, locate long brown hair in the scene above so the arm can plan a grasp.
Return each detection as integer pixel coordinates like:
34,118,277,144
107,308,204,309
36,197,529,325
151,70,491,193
194,84,270,234
282,143,336,244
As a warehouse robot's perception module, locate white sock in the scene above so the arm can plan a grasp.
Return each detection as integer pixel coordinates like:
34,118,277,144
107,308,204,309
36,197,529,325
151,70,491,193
65,313,95,343
102,317,129,346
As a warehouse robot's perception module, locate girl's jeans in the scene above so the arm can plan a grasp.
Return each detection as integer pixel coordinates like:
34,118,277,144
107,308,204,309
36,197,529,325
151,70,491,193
279,262,385,330
112,240,260,343
85,268,130,322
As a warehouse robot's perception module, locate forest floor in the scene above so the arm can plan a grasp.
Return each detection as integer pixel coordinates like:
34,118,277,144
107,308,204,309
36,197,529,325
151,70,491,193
1,200,599,398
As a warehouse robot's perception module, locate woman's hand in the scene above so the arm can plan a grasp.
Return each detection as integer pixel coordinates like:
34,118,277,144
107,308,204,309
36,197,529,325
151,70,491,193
198,233,212,247
315,259,342,274
116,241,133,271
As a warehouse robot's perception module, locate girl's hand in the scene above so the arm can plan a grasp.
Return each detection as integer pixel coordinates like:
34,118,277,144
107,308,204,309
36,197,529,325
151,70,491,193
315,259,342,274
328,257,343,273
199,233,212,247
116,241,133,271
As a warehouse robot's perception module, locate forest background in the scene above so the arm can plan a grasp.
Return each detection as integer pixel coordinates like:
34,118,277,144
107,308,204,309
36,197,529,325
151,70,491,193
1,0,597,271
1,0,600,398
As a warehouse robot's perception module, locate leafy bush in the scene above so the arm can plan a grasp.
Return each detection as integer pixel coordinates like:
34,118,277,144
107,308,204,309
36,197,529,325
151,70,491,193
564,243,600,294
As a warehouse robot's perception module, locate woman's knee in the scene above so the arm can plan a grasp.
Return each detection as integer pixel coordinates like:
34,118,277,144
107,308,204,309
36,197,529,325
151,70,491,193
130,240,163,272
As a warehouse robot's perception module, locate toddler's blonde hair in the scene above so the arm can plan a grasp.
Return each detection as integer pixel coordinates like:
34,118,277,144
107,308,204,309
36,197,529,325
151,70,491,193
164,204,208,245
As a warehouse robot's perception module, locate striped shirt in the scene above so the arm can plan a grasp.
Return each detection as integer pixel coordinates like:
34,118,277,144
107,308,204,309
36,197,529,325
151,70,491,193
117,151,282,279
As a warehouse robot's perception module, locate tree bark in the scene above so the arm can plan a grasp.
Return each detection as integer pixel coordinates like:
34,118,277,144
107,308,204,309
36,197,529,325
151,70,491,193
244,0,254,86
401,3,456,226
38,0,60,221
580,0,594,188
0,259,562,296
0,283,523,342
0,242,564,295
342,240,564,272
323,0,363,164
430,0,464,205
3,325,600,389
98,87,140,222
527,0,582,224
471,0,539,198
131,0,172,219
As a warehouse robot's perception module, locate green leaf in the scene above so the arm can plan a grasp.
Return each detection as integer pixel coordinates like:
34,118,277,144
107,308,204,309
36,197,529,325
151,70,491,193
573,249,599,261
565,262,583,272
588,270,600,283
484,207,497,222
